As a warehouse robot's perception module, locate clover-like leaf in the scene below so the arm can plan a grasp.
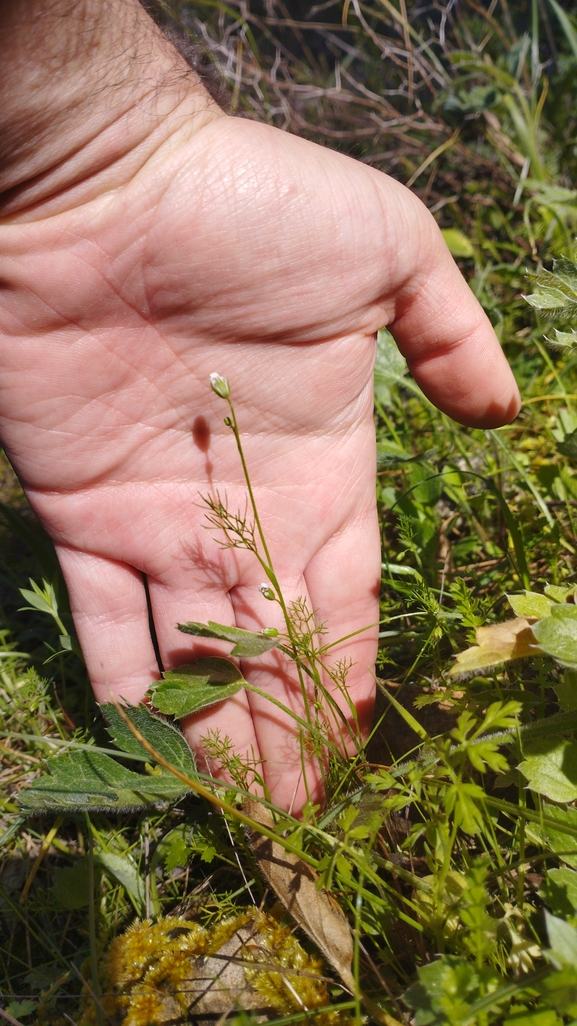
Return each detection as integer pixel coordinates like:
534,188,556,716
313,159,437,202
148,658,246,718
177,620,281,657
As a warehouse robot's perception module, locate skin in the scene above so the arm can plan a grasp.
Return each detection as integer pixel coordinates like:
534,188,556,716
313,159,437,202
0,0,520,811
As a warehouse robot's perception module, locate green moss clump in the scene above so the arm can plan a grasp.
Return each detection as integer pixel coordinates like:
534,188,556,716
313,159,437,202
79,909,352,1026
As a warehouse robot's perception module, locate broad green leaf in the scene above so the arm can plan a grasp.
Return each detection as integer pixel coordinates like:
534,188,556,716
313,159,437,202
374,327,407,407
177,619,281,657
540,868,577,918
503,1009,561,1026
441,228,474,258
507,591,554,619
555,669,577,712
376,440,413,468
18,748,190,814
558,429,577,461
18,704,198,815
101,703,196,776
450,618,538,677
533,605,577,669
519,738,577,803
524,285,574,310
96,851,145,912
545,912,577,970
148,658,246,718
541,803,577,868
53,856,91,909
545,584,577,603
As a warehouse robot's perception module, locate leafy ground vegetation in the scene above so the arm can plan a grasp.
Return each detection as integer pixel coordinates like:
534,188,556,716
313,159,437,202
2,1,577,1024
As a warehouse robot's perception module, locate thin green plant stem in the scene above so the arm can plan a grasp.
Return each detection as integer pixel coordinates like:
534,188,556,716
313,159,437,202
85,814,105,1026
220,392,319,743
243,1002,357,1026
488,428,555,528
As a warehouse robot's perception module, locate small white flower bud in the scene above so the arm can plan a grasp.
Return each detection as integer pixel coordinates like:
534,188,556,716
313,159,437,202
261,627,279,637
209,373,230,399
260,584,276,601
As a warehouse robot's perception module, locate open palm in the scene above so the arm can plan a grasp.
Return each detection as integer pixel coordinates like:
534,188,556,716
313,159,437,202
0,113,519,808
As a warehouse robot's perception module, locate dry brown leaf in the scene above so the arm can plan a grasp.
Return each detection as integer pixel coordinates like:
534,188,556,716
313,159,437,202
244,797,355,992
450,617,540,677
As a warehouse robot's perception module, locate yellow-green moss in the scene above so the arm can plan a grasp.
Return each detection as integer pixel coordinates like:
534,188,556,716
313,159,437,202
79,909,352,1026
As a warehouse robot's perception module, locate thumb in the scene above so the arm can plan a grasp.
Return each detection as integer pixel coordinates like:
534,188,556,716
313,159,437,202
384,196,520,428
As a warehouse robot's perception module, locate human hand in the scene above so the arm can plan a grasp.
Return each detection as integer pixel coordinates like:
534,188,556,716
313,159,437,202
0,3,519,811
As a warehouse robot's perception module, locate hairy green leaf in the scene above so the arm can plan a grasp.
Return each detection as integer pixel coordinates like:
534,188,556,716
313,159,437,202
18,705,196,814
177,620,281,657
148,658,246,718
18,748,189,814
101,703,196,775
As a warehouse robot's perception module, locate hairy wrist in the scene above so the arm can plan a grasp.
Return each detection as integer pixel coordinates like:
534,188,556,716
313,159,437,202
0,0,221,217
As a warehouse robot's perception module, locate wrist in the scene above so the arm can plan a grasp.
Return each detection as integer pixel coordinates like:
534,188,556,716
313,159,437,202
0,0,222,219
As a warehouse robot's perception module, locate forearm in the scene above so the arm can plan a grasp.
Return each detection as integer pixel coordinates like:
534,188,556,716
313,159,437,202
0,0,220,217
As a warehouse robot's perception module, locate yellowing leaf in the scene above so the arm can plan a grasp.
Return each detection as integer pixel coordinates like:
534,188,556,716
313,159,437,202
507,591,554,619
244,798,355,992
450,618,539,677
441,228,475,258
